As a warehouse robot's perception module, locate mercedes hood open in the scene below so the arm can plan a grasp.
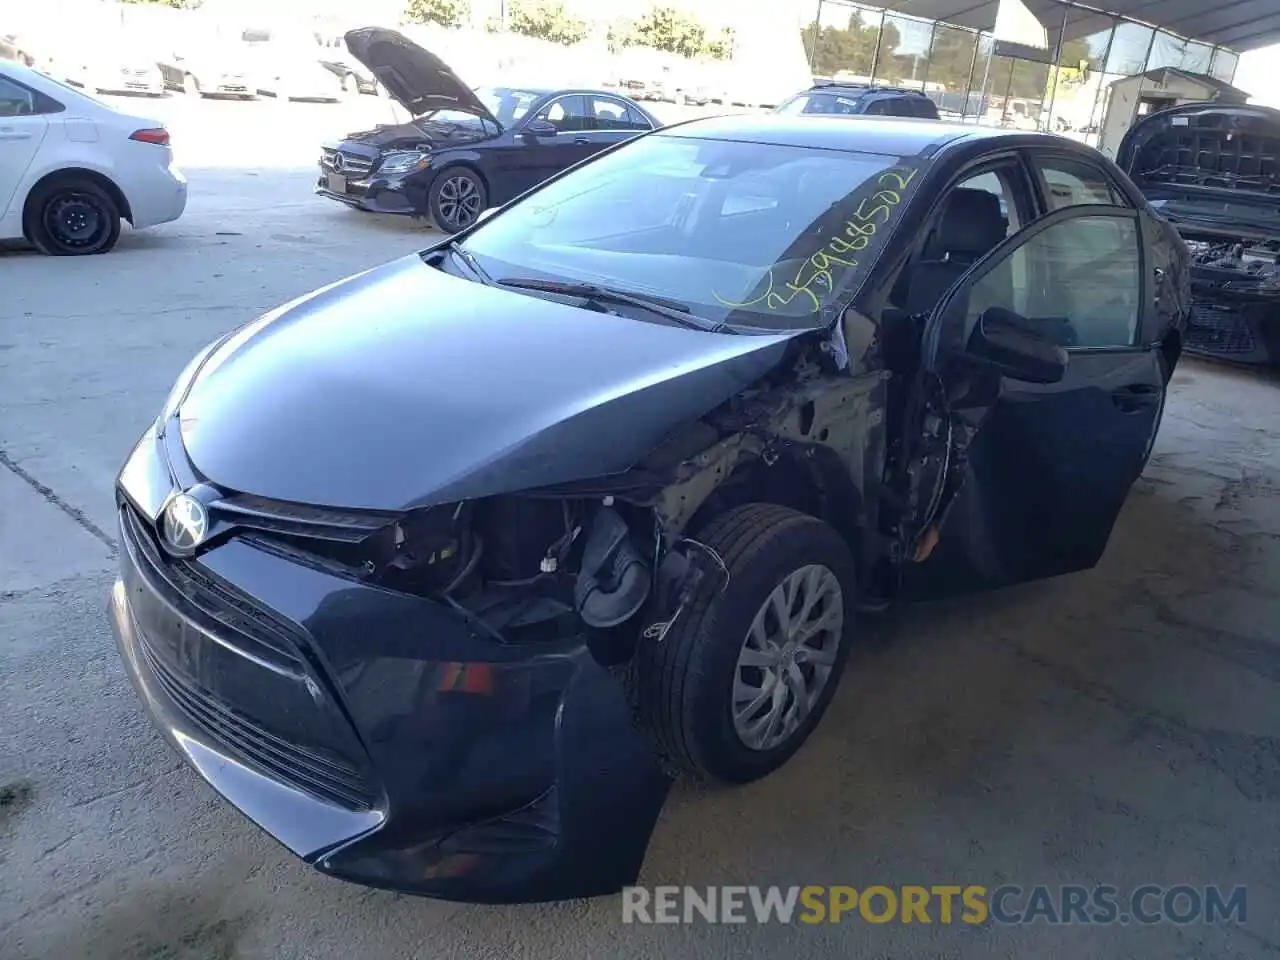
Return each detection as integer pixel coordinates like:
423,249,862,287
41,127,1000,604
343,26,500,126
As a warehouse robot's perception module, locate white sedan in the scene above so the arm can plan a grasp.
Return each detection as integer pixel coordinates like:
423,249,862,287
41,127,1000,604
0,62,186,255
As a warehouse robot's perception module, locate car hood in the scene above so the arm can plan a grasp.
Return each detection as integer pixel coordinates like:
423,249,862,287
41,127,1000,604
343,26,498,125
177,254,804,511
1117,103,1280,242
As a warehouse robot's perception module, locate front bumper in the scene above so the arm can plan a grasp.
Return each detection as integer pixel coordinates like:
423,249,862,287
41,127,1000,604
110,427,670,902
1184,290,1280,366
315,171,420,216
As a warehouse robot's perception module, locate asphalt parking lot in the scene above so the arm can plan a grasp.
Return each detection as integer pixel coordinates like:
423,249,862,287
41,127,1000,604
2,93,1279,960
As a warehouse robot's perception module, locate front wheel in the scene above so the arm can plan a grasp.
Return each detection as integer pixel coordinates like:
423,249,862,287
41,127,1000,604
25,178,122,256
428,168,487,233
633,503,857,784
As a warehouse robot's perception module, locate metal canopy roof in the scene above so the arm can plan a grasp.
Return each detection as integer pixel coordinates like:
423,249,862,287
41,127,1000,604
877,0,1280,53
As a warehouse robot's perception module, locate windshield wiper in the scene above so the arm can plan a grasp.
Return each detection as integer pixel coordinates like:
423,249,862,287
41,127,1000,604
497,277,727,332
447,241,495,285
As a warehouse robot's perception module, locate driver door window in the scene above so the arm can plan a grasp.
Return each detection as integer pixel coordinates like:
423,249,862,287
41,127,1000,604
962,213,1143,349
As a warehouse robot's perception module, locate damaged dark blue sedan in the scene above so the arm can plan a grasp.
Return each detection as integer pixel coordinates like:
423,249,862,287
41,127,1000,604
111,113,1190,903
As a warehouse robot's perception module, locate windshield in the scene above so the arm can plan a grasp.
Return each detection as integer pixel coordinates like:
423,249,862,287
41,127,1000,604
478,86,540,125
459,134,923,330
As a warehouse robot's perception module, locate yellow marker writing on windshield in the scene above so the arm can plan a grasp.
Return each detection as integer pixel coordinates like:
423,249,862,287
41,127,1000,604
712,166,919,314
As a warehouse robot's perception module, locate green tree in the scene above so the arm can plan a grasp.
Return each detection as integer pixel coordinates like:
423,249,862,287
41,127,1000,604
404,0,471,28
704,27,735,60
630,6,707,60
508,0,588,45
800,13,897,79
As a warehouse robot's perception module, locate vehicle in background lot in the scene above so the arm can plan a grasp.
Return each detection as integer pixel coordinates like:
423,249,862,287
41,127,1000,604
317,27,659,232
243,29,365,102
0,62,186,254
1117,102,1280,366
44,33,167,97
113,113,1188,904
315,35,379,96
775,81,940,120
1,32,41,69
157,43,260,99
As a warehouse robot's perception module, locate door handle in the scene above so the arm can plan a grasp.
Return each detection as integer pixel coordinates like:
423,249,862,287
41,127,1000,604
0,131,33,140
1110,383,1160,413
573,137,590,145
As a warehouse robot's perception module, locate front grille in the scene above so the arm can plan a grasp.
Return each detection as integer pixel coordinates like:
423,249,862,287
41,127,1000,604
219,84,249,93
320,148,374,176
213,493,394,543
121,502,380,810
138,636,378,810
1187,300,1257,355
122,504,304,674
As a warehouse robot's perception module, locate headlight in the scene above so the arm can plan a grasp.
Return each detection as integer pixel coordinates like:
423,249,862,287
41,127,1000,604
157,341,217,428
378,150,430,176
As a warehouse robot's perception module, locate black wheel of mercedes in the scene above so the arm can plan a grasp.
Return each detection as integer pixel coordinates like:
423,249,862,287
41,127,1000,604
25,178,121,256
633,503,858,784
429,168,487,234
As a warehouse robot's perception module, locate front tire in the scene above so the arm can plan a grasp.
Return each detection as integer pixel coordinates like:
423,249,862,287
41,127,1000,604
25,178,122,256
633,503,857,784
428,168,487,233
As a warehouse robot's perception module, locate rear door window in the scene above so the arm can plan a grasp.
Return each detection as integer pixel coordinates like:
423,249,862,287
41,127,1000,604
1033,155,1124,210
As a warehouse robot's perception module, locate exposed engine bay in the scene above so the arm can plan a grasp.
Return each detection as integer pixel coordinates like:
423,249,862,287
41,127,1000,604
1116,102,1280,365
1186,238,1280,285
1181,236,1280,362
228,340,933,655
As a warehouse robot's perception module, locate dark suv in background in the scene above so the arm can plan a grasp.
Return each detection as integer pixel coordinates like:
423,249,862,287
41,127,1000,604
775,81,940,120
768,81,942,120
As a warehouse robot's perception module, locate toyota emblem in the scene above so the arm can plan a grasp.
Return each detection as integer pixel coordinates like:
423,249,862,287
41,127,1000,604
162,493,208,556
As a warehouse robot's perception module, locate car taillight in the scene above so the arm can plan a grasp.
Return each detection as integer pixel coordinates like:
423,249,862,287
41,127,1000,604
129,128,170,146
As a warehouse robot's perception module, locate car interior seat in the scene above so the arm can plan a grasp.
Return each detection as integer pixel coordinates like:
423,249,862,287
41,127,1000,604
900,187,1010,317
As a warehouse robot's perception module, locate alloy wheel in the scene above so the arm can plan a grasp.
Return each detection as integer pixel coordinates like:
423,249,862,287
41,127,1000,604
732,564,845,752
437,175,482,230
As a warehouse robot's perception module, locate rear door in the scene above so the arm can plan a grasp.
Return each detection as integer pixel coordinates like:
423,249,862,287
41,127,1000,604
906,202,1166,597
0,72,52,225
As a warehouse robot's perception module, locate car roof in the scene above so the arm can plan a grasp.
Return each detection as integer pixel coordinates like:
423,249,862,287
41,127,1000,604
807,82,931,97
487,85,642,101
657,113,1023,157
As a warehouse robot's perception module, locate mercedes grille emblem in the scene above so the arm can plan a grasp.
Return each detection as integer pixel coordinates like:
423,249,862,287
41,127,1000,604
331,153,345,172
162,493,208,555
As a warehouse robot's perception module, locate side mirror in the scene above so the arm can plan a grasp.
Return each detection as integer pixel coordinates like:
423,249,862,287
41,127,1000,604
523,119,558,138
965,307,1068,384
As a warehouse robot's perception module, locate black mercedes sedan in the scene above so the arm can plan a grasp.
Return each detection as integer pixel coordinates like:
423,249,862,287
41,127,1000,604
315,27,660,232
112,113,1190,904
